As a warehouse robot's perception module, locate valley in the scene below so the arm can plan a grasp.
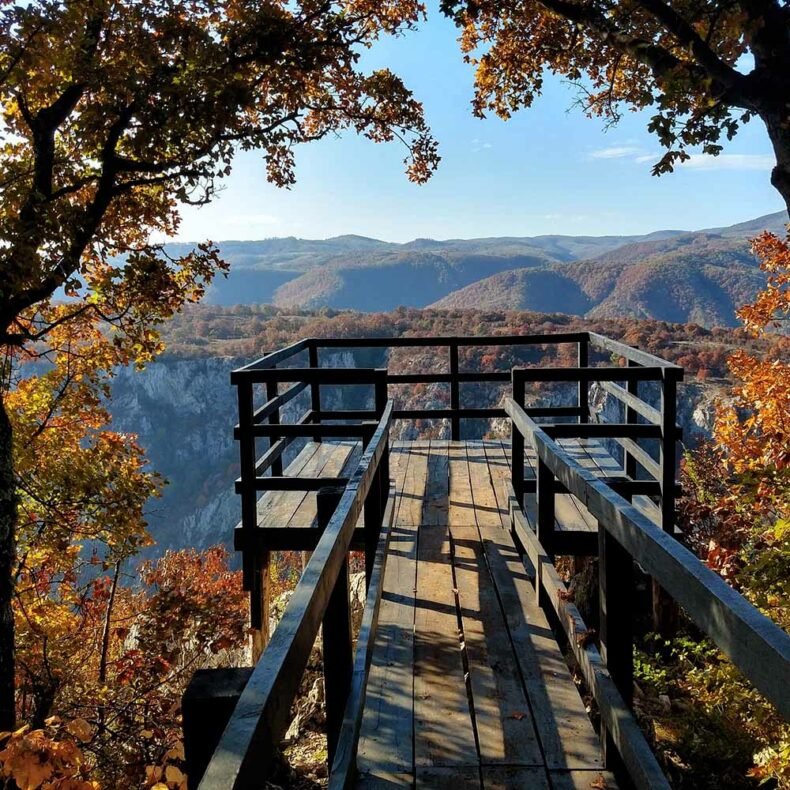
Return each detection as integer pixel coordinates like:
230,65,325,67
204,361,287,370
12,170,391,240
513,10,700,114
191,211,788,326
118,306,782,556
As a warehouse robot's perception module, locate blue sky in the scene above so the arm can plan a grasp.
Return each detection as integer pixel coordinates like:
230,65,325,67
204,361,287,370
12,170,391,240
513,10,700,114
175,4,783,244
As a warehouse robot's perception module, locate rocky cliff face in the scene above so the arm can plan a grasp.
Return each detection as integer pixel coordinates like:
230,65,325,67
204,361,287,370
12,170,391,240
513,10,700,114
109,352,360,555
109,355,722,556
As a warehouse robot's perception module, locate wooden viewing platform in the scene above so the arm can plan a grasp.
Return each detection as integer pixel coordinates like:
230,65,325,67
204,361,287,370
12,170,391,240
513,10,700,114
186,334,790,790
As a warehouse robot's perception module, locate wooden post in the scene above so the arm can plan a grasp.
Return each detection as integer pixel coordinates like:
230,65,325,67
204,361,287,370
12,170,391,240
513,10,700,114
318,487,352,770
182,667,253,789
237,377,270,660
536,458,555,606
309,343,321,443
266,379,283,477
364,463,382,590
374,372,388,421
624,360,639,482
598,524,634,769
653,369,680,635
450,343,460,440
577,337,589,424
511,370,525,507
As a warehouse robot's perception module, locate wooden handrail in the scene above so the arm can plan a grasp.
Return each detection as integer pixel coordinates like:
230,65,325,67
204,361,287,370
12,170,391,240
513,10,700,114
588,332,683,371
505,397,790,721
308,332,589,349
234,338,311,372
199,402,393,789
506,483,669,789
328,487,397,788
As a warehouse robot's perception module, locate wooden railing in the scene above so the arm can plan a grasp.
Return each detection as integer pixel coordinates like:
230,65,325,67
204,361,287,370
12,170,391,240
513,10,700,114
505,398,790,788
232,333,589,439
188,332,790,788
510,353,683,555
232,353,388,653
198,402,394,789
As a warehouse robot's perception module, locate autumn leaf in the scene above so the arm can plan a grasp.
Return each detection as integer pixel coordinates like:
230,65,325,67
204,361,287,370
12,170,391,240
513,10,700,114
64,720,92,744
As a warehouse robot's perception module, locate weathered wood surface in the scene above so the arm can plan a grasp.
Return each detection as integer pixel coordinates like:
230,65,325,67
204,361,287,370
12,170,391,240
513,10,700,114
354,440,612,788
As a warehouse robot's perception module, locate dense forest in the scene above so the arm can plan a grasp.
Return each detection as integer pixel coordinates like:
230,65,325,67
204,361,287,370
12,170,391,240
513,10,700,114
160,303,783,380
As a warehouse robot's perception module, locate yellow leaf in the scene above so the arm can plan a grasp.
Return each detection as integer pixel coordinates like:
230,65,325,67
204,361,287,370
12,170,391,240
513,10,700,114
165,765,185,783
65,718,92,743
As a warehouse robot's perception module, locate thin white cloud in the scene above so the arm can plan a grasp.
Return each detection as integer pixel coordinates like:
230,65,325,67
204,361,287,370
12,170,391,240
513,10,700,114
680,153,775,171
589,145,645,160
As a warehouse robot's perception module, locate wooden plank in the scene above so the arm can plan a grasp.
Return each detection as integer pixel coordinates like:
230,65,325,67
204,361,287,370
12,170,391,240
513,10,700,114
513,366,665,383
416,766,481,788
549,770,617,789
355,525,418,780
481,441,512,529
599,380,661,426
482,767,548,789
448,441,477,527
329,488,398,788
423,441,449,527
286,442,356,527
396,441,430,527
255,442,322,527
387,441,411,526
465,442,503,528
450,525,543,766
414,516,477,768
615,437,660,481
478,524,603,771
356,454,418,781
587,334,683,370
311,332,588,350
355,771,413,788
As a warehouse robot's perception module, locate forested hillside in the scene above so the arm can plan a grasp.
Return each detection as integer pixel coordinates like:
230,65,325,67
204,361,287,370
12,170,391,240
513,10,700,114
433,235,766,325
189,211,788,326
114,305,783,556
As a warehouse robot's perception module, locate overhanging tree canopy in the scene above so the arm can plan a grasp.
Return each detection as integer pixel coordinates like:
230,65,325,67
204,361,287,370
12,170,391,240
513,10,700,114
0,0,438,731
443,0,790,211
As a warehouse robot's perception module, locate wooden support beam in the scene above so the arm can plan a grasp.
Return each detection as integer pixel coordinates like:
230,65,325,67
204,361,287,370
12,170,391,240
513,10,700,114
309,344,322,443
319,487,353,770
183,668,255,790
578,337,589,424
599,525,635,771
364,465,383,590
450,343,460,440
511,372,525,507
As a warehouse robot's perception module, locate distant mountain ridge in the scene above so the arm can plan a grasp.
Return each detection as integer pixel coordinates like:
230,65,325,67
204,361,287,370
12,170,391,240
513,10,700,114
187,210,788,326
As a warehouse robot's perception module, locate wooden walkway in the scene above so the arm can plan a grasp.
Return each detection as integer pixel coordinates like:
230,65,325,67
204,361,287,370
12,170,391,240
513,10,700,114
354,440,614,790
197,334,790,790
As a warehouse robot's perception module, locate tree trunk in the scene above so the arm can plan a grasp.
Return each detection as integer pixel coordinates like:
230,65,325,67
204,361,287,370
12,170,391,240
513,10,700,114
764,108,790,218
99,560,121,685
0,394,16,731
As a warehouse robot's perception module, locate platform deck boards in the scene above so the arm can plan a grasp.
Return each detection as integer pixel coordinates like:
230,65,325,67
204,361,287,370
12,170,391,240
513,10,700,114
354,440,618,790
